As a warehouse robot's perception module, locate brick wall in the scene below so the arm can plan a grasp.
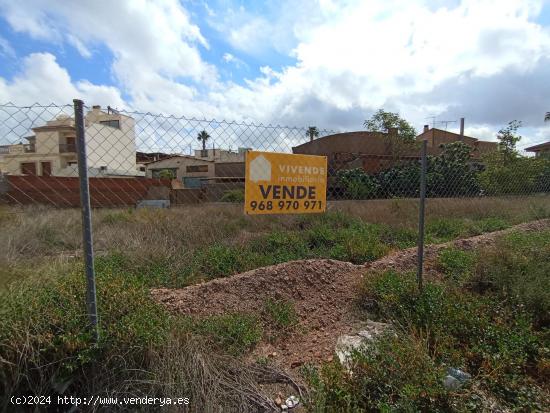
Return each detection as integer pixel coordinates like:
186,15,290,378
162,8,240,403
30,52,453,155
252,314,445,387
2,175,171,207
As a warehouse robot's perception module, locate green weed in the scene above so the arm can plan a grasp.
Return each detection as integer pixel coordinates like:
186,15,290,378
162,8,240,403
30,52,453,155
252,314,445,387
187,313,262,356
263,298,298,330
437,248,476,282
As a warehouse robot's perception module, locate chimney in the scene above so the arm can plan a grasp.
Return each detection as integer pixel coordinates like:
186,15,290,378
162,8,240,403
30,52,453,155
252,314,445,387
423,125,429,133
92,105,101,113
459,118,465,141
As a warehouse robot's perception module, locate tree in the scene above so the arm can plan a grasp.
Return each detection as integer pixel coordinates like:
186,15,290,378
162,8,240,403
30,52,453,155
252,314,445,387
197,130,211,151
479,152,547,195
336,168,380,199
496,120,522,160
363,109,417,142
429,142,480,196
158,169,176,179
307,126,319,142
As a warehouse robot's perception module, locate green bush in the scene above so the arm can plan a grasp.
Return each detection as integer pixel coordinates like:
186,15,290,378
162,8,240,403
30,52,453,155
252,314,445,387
251,231,309,263
357,265,547,410
329,224,389,263
479,153,550,195
305,334,448,411
426,218,467,241
263,298,298,330
437,248,476,282
195,244,247,278
473,230,550,327
336,168,380,199
186,313,262,356
0,264,171,401
220,188,245,203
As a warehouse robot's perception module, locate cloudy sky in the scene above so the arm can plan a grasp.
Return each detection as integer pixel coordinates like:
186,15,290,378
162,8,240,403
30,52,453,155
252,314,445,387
0,0,549,150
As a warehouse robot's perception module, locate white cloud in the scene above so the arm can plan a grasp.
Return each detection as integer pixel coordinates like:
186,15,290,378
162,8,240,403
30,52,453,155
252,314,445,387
222,52,248,69
0,53,125,107
0,0,217,108
0,35,14,58
1,0,550,147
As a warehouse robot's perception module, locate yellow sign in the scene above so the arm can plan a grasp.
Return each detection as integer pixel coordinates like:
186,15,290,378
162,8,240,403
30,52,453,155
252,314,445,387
245,151,327,215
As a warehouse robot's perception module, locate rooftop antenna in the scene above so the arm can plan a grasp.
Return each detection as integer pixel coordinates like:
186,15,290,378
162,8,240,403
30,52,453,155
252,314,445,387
107,105,119,115
425,116,437,129
436,120,456,131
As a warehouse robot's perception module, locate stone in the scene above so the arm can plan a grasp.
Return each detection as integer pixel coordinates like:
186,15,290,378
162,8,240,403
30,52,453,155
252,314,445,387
290,360,303,369
335,320,393,370
443,375,462,390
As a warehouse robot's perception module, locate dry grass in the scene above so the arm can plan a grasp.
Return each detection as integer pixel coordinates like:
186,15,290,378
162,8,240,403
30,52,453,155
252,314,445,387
2,196,549,256
147,334,302,412
0,196,549,288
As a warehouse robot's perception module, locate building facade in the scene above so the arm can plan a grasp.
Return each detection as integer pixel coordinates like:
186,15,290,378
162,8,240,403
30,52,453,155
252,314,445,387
525,141,550,158
2,106,139,177
292,127,498,175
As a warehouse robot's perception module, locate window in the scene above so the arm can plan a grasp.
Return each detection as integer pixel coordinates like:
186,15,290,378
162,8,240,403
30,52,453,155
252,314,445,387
99,120,120,129
20,162,37,175
151,168,177,179
186,164,209,173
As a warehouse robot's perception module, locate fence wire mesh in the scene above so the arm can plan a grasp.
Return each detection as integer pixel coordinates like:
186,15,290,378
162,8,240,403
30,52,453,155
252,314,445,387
0,101,548,210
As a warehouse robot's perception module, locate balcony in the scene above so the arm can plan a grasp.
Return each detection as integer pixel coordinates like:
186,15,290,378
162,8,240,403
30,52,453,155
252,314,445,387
24,144,36,153
59,143,76,153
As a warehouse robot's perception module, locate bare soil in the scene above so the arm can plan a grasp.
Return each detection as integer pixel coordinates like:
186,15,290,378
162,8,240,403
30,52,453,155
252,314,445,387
151,219,550,370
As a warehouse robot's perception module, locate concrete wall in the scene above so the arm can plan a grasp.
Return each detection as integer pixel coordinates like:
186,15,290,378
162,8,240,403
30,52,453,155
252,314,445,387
214,162,245,178
194,148,245,162
146,156,214,181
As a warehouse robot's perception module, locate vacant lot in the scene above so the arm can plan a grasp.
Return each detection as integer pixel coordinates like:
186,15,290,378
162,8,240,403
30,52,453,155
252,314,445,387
1,195,549,289
1,195,549,411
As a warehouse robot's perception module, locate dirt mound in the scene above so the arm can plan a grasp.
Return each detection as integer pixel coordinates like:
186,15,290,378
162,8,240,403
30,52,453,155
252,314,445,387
151,219,550,370
368,218,550,275
152,259,365,368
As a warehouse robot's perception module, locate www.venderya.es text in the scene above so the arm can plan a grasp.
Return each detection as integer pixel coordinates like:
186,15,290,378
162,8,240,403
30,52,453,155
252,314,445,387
11,395,190,407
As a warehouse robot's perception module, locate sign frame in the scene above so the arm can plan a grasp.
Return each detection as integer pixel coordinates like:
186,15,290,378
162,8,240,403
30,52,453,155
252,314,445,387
244,150,327,215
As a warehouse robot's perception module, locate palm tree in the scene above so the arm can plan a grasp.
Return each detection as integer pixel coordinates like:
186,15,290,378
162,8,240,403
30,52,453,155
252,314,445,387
545,112,550,122
307,126,319,142
197,130,210,151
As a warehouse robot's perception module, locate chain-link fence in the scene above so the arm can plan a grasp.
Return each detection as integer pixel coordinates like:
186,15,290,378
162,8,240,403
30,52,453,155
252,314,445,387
1,99,549,336
1,102,547,209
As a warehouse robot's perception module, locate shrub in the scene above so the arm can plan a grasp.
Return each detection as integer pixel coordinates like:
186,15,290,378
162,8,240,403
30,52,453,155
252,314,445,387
220,188,245,203
358,266,547,410
329,224,389,263
251,231,309,263
437,248,476,282
186,313,262,356
195,244,246,278
376,162,419,197
263,298,298,330
479,153,550,195
336,168,380,199
426,218,467,241
0,264,171,402
472,230,550,327
305,334,448,411
428,142,481,197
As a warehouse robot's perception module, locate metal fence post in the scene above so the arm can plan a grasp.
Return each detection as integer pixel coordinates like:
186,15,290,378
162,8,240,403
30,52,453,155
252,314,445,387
417,139,428,292
73,99,99,340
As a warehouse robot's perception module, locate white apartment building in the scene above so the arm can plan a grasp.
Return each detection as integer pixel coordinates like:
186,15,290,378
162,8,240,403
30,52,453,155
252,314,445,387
2,106,139,177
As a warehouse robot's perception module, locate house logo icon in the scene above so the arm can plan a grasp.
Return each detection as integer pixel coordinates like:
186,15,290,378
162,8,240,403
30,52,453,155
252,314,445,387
249,154,271,182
